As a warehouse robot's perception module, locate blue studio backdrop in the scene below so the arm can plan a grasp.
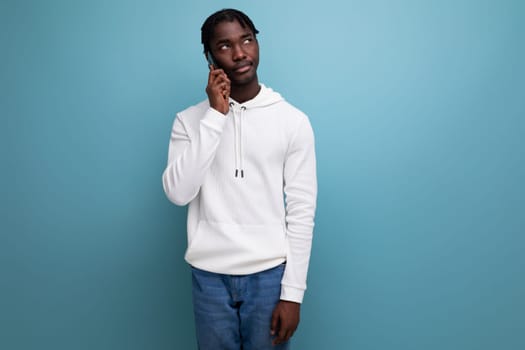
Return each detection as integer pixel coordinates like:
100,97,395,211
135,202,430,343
2,0,524,349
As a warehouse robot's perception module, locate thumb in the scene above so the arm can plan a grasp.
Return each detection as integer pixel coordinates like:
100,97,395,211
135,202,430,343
270,307,279,335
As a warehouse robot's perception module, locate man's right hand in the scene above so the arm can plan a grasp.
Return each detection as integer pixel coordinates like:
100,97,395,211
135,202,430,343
206,66,231,115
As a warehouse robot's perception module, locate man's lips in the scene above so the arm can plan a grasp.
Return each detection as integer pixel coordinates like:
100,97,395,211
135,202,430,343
233,62,252,73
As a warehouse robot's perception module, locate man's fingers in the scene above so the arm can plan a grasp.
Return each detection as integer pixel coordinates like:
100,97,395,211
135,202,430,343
278,317,299,344
207,71,230,99
272,320,294,345
270,309,279,335
278,327,288,343
273,332,290,345
209,68,227,82
208,70,230,93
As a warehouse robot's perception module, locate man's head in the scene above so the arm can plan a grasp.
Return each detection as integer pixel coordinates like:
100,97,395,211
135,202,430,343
201,9,260,87
201,9,259,57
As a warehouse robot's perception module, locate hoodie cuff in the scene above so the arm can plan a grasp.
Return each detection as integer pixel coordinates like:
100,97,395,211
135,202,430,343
201,107,228,132
280,285,305,304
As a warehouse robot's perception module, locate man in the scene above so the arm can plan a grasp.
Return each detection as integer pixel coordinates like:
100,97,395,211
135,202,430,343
162,8,317,349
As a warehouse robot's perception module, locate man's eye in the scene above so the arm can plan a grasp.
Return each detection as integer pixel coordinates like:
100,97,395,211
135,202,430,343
243,38,252,44
219,44,230,50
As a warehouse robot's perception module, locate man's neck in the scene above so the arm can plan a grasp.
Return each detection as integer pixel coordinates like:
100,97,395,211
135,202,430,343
230,78,261,104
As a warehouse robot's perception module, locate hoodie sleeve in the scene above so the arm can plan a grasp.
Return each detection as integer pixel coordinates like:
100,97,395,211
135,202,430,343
280,116,317,303
162,107,227,206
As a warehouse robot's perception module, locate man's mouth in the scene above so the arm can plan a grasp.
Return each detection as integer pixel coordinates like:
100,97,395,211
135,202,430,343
233,62,251,73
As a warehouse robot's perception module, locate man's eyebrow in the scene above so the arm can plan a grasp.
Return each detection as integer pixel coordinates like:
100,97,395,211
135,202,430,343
215,38,230,45
214,32,253,43
240,33,254,39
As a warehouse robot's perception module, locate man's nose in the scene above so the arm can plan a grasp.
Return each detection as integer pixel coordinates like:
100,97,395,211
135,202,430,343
232,44,246,61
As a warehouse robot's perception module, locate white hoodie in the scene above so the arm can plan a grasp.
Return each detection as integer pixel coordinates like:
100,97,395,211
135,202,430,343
162,84,317,303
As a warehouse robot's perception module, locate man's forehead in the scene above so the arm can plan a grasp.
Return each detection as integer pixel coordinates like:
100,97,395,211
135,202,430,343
211,20,253,40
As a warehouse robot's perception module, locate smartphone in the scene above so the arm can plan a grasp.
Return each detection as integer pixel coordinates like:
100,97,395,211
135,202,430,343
206,52,216,69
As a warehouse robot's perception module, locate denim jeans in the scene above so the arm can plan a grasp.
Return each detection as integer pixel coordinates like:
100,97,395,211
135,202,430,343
191,263,290,350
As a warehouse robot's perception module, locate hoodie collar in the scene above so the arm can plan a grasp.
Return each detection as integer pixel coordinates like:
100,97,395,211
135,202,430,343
229,84,283,109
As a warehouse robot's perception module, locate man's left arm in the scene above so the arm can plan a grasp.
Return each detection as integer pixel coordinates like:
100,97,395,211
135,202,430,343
271,116,317,345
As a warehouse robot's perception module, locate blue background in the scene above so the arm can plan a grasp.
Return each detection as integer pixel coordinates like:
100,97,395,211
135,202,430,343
2,0,524,349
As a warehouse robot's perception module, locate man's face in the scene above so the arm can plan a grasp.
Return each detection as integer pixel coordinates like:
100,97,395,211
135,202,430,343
208,20,259,86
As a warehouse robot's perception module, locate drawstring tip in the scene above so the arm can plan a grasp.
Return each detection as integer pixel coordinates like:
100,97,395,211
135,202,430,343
234,169,245,178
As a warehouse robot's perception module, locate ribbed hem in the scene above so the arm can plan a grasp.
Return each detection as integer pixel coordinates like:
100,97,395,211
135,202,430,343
280,285,304,304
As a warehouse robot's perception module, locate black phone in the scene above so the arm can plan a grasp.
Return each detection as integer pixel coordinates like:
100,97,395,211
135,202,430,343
206,51,216,69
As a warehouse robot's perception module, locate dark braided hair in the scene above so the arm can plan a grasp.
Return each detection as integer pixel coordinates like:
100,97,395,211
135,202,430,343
201,8,259,55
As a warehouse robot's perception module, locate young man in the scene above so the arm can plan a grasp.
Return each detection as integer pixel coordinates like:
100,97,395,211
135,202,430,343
162,8,317,349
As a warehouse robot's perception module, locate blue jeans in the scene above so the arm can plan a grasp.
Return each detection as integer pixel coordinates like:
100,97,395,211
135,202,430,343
191,263,290,350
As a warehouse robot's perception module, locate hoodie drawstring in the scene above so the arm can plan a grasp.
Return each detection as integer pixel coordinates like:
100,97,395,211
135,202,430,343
227,84,283,179
231,103,246,178
239,106,246,178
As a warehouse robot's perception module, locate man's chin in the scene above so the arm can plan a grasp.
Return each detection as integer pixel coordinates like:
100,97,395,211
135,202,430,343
230,73,258,87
